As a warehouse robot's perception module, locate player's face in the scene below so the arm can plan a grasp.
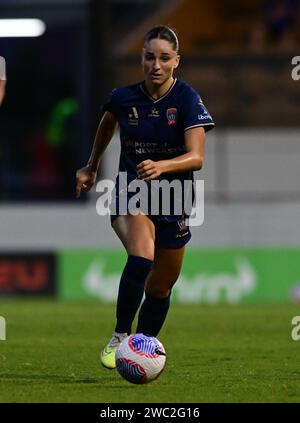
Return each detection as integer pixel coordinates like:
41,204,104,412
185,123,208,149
142,39,179,86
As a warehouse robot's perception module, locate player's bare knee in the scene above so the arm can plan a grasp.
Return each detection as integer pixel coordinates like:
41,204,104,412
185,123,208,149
145,276,175,297
127,242,155,261
152,266,181,286
146,286,171,299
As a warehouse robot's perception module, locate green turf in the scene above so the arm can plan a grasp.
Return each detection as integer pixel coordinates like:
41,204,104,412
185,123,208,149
0,299,299,403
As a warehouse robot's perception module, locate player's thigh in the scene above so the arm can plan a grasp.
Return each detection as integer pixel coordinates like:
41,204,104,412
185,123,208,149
145,246,186,297
112,214,155,260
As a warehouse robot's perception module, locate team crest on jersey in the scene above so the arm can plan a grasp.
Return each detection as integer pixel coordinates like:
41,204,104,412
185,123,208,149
176,218,189,238
178,218,188,231
166,108,177,125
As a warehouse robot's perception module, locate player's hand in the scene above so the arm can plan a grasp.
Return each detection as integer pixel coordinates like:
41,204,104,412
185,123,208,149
75,165,97,198
137,160,164,181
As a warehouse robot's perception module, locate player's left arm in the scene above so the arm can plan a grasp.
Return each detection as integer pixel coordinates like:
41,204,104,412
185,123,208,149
0,80,6,106
137,126,205,180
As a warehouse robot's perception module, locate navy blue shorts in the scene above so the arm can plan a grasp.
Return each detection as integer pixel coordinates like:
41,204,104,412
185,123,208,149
110,214,191,249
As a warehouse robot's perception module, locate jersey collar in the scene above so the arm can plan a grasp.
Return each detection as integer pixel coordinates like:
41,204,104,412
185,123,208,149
139,78,177,103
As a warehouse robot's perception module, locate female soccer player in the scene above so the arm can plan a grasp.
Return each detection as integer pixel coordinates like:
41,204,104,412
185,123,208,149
0,56,6,107
76,26,214,369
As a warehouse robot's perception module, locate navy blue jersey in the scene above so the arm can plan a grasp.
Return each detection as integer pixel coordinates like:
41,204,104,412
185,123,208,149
103,78,214,220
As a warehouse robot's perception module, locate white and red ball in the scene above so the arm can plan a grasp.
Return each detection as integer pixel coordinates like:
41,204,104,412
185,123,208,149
116,333,166,384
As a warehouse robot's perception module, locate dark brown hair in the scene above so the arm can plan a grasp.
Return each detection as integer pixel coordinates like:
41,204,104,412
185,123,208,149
143,25,179,52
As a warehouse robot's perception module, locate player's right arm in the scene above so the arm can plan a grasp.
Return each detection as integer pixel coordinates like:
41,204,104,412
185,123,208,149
0,80,6,106
0,56,6,106
76,111,117,198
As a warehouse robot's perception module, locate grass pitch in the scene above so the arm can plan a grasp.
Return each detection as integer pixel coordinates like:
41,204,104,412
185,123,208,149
0,300,299,403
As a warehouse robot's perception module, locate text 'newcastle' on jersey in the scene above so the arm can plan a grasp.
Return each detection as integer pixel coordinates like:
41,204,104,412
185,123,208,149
102,78,215,184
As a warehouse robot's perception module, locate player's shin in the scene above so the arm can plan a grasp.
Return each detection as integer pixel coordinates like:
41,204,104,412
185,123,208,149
136,291,171,337
115,255,153,334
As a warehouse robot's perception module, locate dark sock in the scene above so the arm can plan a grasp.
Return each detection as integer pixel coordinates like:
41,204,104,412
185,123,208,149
115,255,153,334
136,292,171,337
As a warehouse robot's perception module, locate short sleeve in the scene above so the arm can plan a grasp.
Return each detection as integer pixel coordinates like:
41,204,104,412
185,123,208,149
0,56,6,80
182,87,214,132
102,88,118,115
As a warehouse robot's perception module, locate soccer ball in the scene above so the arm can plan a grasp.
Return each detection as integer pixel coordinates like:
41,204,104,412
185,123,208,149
116,333,166,384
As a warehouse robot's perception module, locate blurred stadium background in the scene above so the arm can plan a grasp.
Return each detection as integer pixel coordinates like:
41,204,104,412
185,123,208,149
1,0,300,304
1,0,300,403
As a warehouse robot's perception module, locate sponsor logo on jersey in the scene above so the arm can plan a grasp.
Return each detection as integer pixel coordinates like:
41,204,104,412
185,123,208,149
198,110,212,121
176,231,189,238
128,107,139,125
124,139,185,155
148,108,160,118
166,108,177,125
132,107,138,119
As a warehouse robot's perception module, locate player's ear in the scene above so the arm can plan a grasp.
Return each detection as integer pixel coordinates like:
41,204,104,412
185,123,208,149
174,54,180,69
141,48,146,65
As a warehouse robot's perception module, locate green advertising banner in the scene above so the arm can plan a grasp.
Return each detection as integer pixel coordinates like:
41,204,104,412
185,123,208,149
58,249,300,304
